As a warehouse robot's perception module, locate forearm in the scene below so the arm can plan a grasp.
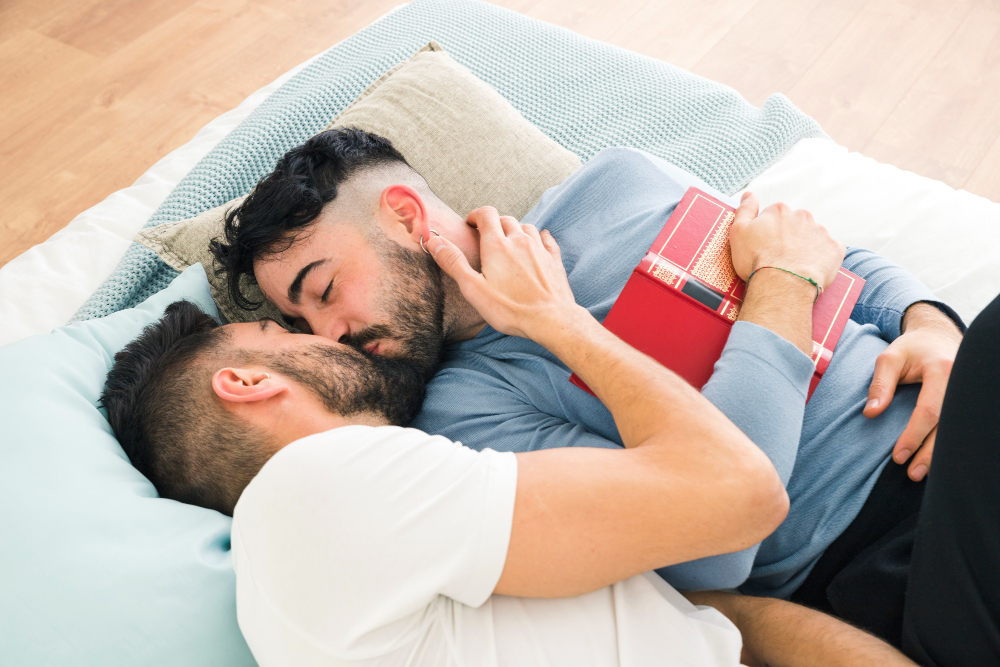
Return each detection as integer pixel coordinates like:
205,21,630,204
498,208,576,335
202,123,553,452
686,591,917,667
534,306,753,452
500,308,790,593
739,268,818,356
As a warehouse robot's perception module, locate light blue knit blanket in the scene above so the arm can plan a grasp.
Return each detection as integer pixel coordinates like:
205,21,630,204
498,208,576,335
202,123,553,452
73,0,825,322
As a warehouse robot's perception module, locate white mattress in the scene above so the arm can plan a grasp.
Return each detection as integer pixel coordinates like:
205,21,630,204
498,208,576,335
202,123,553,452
2,62,998,346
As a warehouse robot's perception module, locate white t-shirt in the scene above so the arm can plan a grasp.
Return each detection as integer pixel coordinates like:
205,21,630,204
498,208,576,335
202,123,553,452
232,425,744,667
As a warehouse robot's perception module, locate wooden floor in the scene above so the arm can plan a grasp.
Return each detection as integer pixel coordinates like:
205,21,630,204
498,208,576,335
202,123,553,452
3,0,1000,269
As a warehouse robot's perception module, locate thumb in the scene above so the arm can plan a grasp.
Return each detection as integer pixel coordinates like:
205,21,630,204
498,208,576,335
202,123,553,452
733,191,759,226
425,234,485,292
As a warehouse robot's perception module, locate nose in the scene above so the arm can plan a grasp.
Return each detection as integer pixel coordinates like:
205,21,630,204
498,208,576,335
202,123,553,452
307,312,351,344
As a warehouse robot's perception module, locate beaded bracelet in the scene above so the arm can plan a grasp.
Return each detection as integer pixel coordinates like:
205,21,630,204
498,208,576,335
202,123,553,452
747,266,824,302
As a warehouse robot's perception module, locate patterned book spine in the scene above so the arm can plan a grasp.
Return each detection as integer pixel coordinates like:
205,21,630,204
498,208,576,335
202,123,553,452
638,253,741,322
642,188,746,320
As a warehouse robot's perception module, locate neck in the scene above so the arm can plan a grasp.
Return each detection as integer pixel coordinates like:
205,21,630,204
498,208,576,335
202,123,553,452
266,407,388,454
442,275,487,343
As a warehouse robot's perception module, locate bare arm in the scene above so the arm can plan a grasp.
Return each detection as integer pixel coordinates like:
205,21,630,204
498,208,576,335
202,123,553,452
427,208,790,598
685,591,917,667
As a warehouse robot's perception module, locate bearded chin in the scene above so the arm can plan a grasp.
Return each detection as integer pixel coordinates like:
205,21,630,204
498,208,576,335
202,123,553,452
343,242,447,380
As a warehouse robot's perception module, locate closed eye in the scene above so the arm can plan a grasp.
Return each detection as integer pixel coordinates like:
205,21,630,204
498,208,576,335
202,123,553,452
320,280,333,303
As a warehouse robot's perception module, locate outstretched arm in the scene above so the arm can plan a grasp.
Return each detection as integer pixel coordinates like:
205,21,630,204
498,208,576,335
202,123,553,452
426,207,791,598
685,591,917,667
426,201,846,599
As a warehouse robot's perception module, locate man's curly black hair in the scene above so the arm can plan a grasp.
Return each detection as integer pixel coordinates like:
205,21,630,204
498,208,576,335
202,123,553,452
209,127,409,312
101,300,274,516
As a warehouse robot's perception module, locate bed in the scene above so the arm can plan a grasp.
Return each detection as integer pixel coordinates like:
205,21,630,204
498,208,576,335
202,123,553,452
2,1,998,666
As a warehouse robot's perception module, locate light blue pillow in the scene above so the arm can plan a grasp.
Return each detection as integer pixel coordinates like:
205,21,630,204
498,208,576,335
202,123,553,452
0,264,256,666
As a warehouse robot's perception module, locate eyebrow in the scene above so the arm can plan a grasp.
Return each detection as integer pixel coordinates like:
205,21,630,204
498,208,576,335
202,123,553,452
287,259,328,305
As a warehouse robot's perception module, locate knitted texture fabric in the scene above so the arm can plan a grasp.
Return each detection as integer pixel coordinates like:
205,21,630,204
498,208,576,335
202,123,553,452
72,0,826,322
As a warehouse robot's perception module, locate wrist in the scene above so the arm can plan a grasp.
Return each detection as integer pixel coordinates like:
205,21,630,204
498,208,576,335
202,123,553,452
901,302,963,339
748,265,822,301
739,270,816,356
745,268,818,308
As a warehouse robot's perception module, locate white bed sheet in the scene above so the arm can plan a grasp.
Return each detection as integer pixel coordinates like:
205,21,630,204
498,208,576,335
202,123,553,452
2,65,998,347
742,139,1000,326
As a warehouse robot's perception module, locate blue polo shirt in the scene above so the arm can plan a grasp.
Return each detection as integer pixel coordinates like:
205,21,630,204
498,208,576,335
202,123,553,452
410,147,948,598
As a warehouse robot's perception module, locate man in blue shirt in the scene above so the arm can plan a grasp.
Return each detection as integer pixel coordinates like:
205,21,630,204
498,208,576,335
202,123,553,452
212,128,965,645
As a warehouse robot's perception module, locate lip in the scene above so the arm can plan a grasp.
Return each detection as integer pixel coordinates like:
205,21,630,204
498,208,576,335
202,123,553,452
364,342,381,355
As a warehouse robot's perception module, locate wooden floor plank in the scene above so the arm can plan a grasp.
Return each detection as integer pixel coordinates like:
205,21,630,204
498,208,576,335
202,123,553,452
607,0,760,71
0,30,99,155
862,1,1000,189
0,0,400,266
36,0,201,57
4,0,1000,270
787,0,975,151
525,0,652,43
689,0,867,106
0,0,71,43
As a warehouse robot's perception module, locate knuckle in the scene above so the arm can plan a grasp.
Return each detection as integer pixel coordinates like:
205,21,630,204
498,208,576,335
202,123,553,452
877,348,902,364
868,378,889,394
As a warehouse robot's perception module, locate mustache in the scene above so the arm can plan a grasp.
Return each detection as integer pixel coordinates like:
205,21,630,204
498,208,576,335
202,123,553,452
341,324,395,350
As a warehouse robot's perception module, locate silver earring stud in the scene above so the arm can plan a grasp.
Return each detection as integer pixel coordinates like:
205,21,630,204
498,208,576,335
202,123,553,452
261,373,270,380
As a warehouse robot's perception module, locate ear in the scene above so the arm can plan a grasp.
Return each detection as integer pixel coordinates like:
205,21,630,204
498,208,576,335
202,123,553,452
211,368,290,404
378,184,431,247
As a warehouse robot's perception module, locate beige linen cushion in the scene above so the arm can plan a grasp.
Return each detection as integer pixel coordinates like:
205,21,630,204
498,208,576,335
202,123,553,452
135,42,581,324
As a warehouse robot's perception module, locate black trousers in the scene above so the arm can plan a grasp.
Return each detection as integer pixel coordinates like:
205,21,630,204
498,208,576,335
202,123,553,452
902,292,1000,665
792,293,1000,665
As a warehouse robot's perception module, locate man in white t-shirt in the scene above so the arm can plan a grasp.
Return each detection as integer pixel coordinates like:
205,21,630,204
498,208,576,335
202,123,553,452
102,208,916,666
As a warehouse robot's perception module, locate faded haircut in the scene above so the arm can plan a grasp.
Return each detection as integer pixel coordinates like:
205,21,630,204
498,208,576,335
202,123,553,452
101,300,274,516
209,127,411,312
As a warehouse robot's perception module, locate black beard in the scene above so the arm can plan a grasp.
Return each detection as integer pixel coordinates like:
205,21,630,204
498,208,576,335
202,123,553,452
340,240,446,380
265,343,427,427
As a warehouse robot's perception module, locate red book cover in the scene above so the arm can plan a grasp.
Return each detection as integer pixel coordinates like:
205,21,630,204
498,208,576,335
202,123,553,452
570,187,865,400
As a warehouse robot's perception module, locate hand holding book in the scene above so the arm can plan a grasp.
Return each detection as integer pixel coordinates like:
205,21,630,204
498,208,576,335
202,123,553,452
730,192,847,357
569,187,864,401
729,192,846,292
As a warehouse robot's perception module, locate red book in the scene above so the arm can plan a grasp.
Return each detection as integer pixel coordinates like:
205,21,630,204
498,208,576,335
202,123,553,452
570,187,865,400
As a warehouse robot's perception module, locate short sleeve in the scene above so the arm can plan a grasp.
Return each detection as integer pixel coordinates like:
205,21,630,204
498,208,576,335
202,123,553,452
231,425,517,661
